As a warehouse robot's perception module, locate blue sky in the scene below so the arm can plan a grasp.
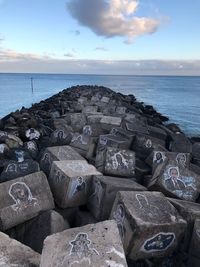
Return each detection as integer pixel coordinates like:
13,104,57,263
0,0,200,75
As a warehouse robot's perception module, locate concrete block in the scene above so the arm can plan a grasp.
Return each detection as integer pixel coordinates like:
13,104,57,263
40,145,85,175
104,147,136,177
189,219,200,259
100,116,122,130
0,231,40,266
110,191,186,260
0,171,54,230
49,160,101,208
40,220,128,267
149,163,200,202
88,175,146,220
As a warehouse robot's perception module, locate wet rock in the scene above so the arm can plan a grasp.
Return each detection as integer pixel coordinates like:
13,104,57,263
49,160,101,208
40,145,85,175
88,175,146,220
110,191,187,260
40,220,128,267
0,159,40,182
0,231,40,267
0,171,54,230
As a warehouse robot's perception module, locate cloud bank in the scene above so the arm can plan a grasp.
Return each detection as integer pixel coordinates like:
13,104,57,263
67,0,160,43
0,49,199,76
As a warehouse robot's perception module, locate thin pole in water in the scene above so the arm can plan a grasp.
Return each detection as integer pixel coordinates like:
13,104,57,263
31,77,34,94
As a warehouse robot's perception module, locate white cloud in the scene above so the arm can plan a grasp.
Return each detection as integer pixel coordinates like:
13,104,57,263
0,49,52,61
64,52,75,58
67,0,160,43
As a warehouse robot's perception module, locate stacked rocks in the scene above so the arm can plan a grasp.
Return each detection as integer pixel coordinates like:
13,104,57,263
0,85,199,266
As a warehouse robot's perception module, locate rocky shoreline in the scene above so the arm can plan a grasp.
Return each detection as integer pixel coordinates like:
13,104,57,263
0,85,200,266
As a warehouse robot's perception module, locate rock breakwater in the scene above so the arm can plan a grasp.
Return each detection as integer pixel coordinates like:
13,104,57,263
0,85,200,266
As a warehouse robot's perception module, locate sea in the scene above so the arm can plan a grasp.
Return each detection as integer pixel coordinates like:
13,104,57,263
0,73,200,136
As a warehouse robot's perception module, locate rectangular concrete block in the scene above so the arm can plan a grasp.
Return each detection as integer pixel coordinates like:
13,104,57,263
110,191,187,260
40,220,128,267
82,106,98,114
189,219,200,259
49,160,101,208
149,163,200,202
0,171,54,230
104,147,136,177
100,116,122,130
88,175,146,220
40,145,85,175
0,231,40,267
168,198,200,252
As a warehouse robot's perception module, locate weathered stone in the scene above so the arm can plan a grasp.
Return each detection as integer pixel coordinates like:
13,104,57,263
50,128,73,145
125,122,149,135
148,126,168,141
82,106,98,114
100,116,122,131
110,127,135,146
0,231,40,267
70,113,87,132
0,143,9,158
0,159,40,182
101,96,110,103
78,96,88,104
169,133,192,153
189,219,200,260
135,158,151,182
104,147,136,177
115,106,127,114
149,163,200,202
192,142,200,161
75,210,97,227
110,191,186,260
40,145,85,175
25,128,40,140
152,151,191,173
168,198,200,251
132,134,166,160
14,210,70,253
24,140,38,159
86,113,104,124
88,175,146,220
0,171,54,230
49,160,101,208
55,207,78,226
40,220,128,267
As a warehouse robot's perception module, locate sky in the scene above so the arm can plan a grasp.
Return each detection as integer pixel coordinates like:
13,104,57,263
0,0,200,75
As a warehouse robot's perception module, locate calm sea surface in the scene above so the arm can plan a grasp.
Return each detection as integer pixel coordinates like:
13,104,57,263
0,73,200,136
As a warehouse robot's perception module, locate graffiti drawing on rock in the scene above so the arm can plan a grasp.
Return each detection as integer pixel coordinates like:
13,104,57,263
153,152,165,165
9,182,38,212
69,177,86,198
5,163,17,173
141,232,175,253
89,179,104,206
163,166,197,201
110,152,130,170
176,153,187,168
113,204,126,240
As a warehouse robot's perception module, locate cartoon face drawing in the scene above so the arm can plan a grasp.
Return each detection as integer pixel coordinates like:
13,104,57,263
6,163,17,173
141,233,175,252
9,182,38,212
110,152,129,170
176,153,187,167
69,233,99,258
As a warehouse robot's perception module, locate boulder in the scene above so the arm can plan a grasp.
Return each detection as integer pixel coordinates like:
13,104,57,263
50,128,73,145
0,231,40,267
40,145,85,175
40,220,128,267
0,171,54,230
188,219,200,265
149,163,200,202
88,175,146,220
25,128,40,141
0,159,40,182
169,133,192,153
49,160,101,208
100,116,122,131
110,191,187,260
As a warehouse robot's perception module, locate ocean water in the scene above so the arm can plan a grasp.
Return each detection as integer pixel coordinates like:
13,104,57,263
0,73,200,136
